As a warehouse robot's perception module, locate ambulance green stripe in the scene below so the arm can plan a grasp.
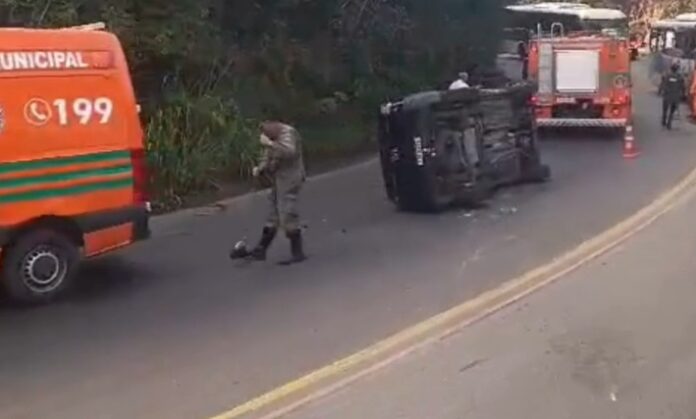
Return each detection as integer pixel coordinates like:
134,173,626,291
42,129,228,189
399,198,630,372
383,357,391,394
0,178,133,204
0,151,131,175
0,164,132,189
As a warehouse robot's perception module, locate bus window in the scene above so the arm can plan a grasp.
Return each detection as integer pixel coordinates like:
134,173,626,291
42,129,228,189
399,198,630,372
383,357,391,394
581,18,629,36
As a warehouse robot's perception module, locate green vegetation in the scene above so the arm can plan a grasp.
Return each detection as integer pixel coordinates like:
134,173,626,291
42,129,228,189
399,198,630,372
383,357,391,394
1,0,508,207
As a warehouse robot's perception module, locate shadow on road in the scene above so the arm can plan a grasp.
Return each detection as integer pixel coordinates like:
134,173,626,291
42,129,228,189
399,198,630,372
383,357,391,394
0,256,156,310
71,257,157,302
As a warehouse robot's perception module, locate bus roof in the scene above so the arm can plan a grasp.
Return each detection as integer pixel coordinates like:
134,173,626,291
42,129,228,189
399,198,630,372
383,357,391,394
506,4,626,20
652,19,696,30
577,8,627,20
506,3,591,13
651,12,696,30
676,13,696,21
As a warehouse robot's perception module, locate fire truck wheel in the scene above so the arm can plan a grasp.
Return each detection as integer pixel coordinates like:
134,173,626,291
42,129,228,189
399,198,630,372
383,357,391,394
604,127,625,140
521,163,551,184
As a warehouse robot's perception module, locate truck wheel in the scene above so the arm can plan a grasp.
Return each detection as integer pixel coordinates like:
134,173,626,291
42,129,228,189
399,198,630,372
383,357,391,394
397,175,452,213
2,229,80,304
457,178,495,206
521,163,551,183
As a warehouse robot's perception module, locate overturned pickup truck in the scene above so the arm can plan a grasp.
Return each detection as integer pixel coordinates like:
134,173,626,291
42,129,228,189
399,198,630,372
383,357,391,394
378,81,550,212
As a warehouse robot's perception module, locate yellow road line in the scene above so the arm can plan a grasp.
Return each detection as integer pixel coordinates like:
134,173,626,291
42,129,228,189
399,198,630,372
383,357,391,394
210,165,696,419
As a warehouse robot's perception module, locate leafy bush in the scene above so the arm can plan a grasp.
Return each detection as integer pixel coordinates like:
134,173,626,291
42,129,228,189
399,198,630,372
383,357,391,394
0,0,514,208
145,92,257,206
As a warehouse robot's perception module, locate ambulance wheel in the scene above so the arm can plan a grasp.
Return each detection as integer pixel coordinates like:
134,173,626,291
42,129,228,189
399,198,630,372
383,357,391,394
2,230,80,304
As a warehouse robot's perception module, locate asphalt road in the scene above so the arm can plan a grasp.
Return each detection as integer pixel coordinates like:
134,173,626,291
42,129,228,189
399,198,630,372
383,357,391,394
1,62,696,419
286,155,696,419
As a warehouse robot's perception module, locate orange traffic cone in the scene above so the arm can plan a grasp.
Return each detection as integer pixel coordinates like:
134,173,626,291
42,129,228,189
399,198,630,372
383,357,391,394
623,124,640,159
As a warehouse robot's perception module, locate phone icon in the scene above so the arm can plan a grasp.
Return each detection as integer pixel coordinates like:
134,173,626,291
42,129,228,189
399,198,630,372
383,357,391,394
30,103,48,121
24,99,52,126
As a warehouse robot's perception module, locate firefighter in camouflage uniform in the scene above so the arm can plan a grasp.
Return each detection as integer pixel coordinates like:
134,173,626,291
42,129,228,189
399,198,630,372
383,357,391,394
231,121,307,265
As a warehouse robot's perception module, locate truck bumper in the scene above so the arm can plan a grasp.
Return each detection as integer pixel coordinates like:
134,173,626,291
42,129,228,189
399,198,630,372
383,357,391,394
536,118,627,128
77,204,151,242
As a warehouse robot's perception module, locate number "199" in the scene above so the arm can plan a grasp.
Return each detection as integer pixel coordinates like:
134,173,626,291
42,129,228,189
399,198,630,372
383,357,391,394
53,98,113,125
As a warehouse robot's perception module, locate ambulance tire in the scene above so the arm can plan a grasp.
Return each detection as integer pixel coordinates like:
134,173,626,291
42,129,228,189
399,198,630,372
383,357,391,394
2,230,80,304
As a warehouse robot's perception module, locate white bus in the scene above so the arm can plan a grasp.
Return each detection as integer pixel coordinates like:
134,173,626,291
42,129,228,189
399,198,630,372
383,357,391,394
498,3,631,80
650,14,696,54
504,3,629,38
648,14,696,91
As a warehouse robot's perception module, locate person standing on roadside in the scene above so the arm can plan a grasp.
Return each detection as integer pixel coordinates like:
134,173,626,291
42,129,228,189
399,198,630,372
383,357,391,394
230,121,307,265
449,72,470,90
659,63,685,130
517,40,529,80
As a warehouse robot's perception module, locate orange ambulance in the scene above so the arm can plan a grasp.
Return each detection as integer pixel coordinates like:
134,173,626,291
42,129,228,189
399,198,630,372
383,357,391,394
0,24,150,303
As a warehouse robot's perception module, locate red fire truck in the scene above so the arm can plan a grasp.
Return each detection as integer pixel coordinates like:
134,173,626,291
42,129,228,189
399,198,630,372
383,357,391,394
527,33,632,129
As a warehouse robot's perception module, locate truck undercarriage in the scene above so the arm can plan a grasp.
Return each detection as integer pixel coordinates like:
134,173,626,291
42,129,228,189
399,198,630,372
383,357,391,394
378,81,551,212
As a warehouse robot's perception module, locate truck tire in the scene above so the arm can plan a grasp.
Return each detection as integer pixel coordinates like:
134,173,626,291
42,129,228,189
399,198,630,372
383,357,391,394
457,177,495,206
2,229,80,304
521,163,551,183
517,130,551,183
378,148,397,203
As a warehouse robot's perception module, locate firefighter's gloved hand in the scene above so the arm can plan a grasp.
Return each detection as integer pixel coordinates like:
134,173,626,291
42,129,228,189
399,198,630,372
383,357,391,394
259,134,274,147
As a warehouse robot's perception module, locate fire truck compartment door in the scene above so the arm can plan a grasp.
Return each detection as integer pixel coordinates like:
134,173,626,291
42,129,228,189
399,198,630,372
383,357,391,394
538,43,554,95
554,49,599,93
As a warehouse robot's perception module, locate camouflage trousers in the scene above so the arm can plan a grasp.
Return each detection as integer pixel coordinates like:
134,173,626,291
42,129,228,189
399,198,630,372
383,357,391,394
265,182,302,233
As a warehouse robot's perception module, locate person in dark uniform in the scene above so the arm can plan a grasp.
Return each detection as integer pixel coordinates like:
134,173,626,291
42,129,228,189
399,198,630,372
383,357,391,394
230,121,307,265
659,63,685,130
517,40,529,80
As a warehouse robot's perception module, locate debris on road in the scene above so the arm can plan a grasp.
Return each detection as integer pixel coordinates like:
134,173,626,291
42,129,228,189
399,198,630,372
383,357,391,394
499,206,519,215
195,203,227,217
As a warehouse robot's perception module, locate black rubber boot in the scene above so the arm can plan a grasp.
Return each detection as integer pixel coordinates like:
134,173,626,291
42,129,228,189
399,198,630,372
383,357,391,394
278,230,307,265
248,226,277,261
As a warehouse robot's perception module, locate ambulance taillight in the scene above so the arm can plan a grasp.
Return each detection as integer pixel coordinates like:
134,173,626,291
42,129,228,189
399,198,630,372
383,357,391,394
131,148,149,206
